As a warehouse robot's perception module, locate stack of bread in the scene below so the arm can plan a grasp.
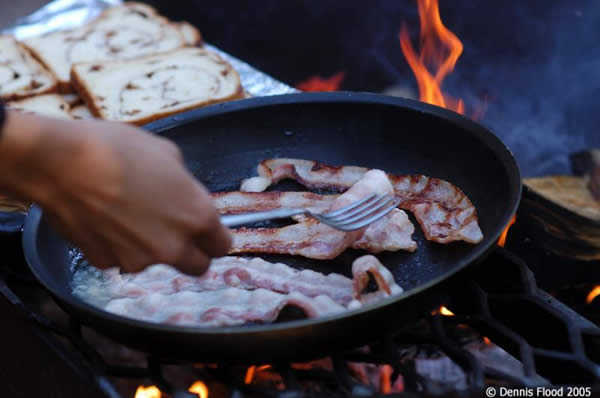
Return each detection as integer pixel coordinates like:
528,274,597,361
0,2,244,212
0,2,244,124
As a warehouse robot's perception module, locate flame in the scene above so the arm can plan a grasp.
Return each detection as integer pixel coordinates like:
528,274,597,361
188,381,208,398
483,336,492,345
296,72,345,92
399,0,464,114
245,365,272,384
134,386,161,398
497,214,517,247
440,306,455,316
379,365,393,394
586,286,600,304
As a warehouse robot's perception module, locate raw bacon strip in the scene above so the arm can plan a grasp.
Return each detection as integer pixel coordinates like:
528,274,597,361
102,257,356,304
240,158,483,244
100,255,403,327
105,288,346,327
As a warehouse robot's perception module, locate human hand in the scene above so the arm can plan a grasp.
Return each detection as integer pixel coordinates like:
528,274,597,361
1,112,231,275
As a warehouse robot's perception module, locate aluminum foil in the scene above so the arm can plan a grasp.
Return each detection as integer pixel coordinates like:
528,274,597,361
1,0,297,97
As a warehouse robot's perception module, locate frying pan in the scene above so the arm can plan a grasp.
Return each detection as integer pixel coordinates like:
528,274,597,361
22,92,521,362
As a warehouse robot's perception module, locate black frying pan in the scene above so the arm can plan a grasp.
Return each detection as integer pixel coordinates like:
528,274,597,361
22,92,521,362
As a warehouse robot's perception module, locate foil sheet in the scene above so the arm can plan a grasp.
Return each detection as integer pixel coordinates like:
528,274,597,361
1,0,297,97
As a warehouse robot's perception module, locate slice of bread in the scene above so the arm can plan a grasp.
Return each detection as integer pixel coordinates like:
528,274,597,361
24,2,187,92
70,104,94,120
71,47,244,125
0,36,57,100
175,22,203,47
8,94,73,119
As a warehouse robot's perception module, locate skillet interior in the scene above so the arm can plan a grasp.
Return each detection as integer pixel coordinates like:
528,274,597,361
23,92,521,361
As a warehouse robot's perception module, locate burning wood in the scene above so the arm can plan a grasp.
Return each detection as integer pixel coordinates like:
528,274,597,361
134,385,161,398
521,174,600,260
189,381,209,398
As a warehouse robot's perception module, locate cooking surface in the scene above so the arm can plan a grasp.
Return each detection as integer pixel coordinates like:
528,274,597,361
23,93,519,361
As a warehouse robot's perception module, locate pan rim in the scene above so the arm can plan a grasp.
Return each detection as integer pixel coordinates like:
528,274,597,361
22,91,522,336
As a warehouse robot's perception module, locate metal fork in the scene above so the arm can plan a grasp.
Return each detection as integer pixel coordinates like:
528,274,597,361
220,193,398,231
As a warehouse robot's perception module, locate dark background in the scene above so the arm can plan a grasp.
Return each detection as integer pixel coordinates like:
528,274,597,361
2,0,599,177
143,0,600,177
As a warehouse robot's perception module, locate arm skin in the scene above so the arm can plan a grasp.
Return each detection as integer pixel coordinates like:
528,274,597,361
0,110,231,275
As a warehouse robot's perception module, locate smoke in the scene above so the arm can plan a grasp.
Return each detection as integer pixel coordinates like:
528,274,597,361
439,0,600,177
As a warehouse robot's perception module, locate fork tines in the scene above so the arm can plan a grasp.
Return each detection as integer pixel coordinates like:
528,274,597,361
316,193,398,231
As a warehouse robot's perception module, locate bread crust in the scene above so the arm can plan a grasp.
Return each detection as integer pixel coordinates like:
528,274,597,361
70,48,244,125
0,36,58,100
23,2,189,90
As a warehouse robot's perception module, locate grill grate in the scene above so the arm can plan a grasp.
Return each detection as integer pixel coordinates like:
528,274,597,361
0,248,598,398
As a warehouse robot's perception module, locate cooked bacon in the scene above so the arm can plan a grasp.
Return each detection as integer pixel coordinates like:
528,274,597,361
349,255,403,308
240,158,483,244
98,255,403,327
229,170,416,259
212,191,333,214
230,209,416,259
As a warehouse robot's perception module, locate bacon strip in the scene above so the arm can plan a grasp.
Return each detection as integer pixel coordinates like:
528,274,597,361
229,170,416,259
230,209,416,259
97,255,403,327
240,158,483,244
105,288,347,327
213,191,333,215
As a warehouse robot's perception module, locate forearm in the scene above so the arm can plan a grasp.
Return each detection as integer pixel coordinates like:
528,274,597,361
0,110,84,206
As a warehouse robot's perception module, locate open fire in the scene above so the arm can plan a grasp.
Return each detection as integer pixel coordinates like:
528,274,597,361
134,381,208,398
399,0,464,114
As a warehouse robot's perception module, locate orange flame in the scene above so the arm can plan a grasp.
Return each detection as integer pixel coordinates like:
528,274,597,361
483,336,492,345
296,72,345,92
134,386,161,398
399,0,464,114
379,365,393,394
189,381,209,398
497,215,517,247
244,365,272,384
440,306,455,316
586,286,600,304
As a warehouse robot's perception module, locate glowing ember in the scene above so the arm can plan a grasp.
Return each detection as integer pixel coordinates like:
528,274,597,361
440,306,455,316
188,381,208,398
134,385,161,398
399,0,464,114
244,365,272,384
586,286,600,304
483,336,492,345
497,214,517,247
296,71,345,92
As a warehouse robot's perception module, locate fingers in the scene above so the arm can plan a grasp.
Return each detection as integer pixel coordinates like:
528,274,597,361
195,220,232,258
172,244,212,276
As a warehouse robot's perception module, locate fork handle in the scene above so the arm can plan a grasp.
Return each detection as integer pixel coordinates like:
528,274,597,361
220,208,307,227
